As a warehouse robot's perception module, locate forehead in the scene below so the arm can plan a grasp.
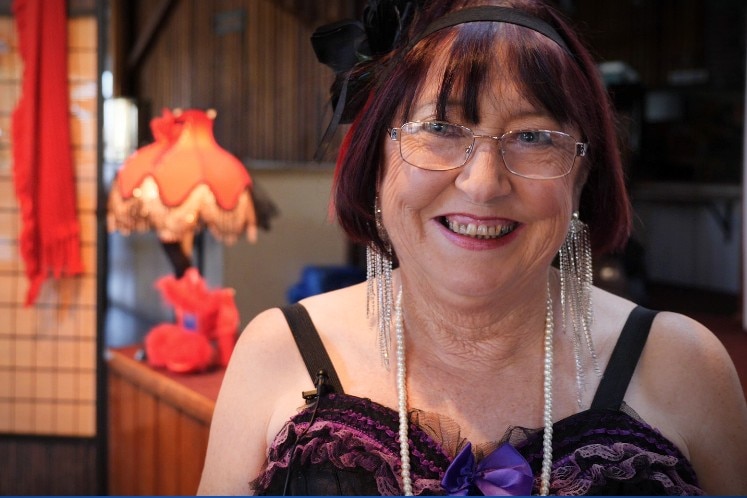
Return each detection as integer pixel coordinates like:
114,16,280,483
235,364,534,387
406,50,539,121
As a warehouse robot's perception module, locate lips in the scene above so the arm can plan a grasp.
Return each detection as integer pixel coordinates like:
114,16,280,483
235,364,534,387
440,216,518,239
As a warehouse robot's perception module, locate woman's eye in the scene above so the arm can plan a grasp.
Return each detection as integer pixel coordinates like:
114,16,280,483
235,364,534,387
426,122,447,133
518,131,539,142
515,131,554,145
425,122,460,138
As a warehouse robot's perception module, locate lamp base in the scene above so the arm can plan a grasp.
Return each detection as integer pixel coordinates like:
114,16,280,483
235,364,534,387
161,240,192,278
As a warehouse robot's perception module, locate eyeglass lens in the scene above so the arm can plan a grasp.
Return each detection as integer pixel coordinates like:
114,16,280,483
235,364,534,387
398,121,579,179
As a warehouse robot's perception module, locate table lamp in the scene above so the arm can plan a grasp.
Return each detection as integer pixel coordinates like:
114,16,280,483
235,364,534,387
107,107,258,276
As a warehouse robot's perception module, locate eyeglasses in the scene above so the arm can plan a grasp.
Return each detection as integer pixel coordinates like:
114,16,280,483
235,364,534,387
389,121,588,179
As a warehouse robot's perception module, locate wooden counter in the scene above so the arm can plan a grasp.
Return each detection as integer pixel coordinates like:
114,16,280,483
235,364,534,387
107,346,225,495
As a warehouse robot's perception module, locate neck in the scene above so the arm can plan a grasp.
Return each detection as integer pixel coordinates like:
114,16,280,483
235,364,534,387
396,270,551,368
393,281,555,496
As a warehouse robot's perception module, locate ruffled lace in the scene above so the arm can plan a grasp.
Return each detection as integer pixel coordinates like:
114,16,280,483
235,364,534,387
253,394,448,495
252,394,703,496
514,408,703,495
550,442,703,495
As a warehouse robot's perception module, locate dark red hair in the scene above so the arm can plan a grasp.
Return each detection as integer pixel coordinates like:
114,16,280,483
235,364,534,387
333,0,631,256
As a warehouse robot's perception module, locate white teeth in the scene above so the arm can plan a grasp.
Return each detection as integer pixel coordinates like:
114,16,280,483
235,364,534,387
445,218,515,239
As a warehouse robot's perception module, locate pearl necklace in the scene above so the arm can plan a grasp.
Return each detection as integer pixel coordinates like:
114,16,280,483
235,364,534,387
395,286,554,496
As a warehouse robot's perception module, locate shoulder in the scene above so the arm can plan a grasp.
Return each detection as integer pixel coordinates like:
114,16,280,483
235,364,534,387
591,288,747,493
236,305,297,362
219,306,308,399
642,310,726,363
590,288,730,374
638,310,736,397
199,306,309,495
628,309,747,494
622,305,737,418
200,284,371,495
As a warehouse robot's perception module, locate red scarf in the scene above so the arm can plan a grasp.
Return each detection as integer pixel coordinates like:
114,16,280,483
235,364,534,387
12,0,83,305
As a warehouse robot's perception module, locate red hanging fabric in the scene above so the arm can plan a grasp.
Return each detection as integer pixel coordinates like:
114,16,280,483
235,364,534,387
12,0,84,305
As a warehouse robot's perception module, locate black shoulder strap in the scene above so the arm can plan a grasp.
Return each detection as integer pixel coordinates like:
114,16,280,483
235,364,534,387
590,306,659,410
279,303,344,395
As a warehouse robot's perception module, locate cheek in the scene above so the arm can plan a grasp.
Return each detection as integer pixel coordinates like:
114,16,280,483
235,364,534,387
380,146,454,210
517,175,578,219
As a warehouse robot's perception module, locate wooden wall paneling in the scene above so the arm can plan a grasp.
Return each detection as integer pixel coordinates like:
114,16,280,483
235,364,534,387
109,376,138,495
268,0,285,159
121,377,141,495
243,0,338,161
135,1,172,124
212,0,247,158
275,3,290,159
155,2,177,109
248,0,273,159
173,0,194,107
0,436,97,495
52,436,98,494
125,0,178,75
107,348,217,495
129,0,352,161
108,373,211,495
259,0,279,159
176,409,210,495
154,401,181,495
246,0,261,157
189,0,215,111
136,388,158,494
160,1,186,108
300,16,330,161
278,4,292,159
291,6,308,160
110,372,160,495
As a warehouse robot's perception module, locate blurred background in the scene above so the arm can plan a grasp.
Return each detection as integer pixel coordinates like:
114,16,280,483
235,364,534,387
0,0,744,494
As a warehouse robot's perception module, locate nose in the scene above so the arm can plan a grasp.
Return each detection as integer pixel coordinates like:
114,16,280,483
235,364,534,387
454,138,512,202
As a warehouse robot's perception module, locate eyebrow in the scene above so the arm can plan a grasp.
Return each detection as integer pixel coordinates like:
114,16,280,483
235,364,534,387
407,99,476,120
408,80,557,123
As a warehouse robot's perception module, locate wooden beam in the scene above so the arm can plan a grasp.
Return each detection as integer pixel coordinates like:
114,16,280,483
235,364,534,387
126,0,177,71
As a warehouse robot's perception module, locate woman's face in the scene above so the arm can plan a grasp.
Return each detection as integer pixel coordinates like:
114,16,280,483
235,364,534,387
379,67,587,300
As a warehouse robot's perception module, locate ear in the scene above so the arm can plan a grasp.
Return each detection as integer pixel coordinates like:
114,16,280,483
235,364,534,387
572,162,590,211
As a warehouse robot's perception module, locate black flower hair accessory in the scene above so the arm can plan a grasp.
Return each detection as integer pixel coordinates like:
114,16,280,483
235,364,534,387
311,0,421,159
362,0,420,57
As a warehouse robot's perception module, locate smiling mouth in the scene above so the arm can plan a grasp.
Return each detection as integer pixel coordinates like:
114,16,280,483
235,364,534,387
441,217,518,239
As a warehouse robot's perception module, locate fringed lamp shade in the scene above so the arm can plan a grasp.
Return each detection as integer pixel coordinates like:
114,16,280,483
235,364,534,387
107,108,258,247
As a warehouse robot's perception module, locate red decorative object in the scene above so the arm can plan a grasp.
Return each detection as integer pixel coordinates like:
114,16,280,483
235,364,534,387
144,268,239,373
12,0,84,305
107,108,258,247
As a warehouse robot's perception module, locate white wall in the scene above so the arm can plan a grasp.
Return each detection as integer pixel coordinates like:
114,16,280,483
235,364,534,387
633,183,741,294
222,167,349,327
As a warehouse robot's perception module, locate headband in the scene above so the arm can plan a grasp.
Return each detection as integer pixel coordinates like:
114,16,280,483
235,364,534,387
408,6,570,53
311,4,572,160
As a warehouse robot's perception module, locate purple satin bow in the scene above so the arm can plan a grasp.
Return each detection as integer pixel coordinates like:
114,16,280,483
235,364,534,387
441,442,534,496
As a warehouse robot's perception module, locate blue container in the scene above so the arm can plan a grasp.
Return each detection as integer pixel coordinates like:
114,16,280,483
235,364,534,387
287,265,366,302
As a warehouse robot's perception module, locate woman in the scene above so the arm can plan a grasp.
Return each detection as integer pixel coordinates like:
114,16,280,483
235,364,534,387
199,0,747,495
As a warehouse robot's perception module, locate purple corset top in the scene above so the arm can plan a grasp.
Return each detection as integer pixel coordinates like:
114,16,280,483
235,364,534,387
252,393,703,495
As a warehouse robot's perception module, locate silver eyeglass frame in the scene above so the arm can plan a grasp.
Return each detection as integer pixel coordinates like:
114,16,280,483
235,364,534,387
389,121,588,180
